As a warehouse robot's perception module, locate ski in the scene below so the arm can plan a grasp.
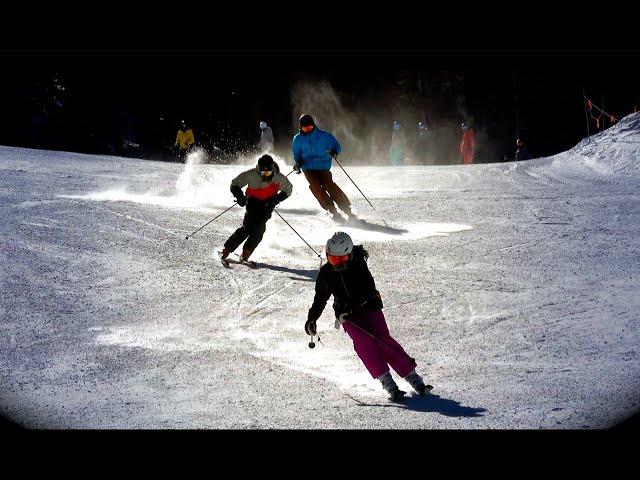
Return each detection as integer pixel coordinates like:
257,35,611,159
231,253,258,269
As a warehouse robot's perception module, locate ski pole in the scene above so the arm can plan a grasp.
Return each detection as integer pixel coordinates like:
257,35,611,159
185,202,237,240
273,209,322,260
329,152,377,213
343,317,407,356
329,152,389,227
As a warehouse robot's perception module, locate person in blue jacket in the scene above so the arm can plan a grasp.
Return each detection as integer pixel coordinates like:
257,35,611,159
292,114,355,223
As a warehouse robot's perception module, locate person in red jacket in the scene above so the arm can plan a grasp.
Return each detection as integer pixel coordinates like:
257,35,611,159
460,122,474,165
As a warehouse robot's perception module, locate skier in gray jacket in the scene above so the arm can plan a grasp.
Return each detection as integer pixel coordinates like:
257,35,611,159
219,154,293,264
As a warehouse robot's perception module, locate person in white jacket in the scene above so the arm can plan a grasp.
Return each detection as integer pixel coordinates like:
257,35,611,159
259,121,274,153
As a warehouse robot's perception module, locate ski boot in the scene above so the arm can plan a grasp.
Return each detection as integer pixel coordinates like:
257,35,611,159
218,248,231,268
404,371,433,396
239,248,258,269
378,372,406,402
330,209,347,224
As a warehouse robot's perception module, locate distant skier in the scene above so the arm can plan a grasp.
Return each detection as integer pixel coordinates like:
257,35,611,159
460,122,474,165
259,121,274,153
292,113,356,224
174,119,195,163
415,121,432,164
304,231,433,401
218,154,293,265
515,138,531,161
389,121,406,166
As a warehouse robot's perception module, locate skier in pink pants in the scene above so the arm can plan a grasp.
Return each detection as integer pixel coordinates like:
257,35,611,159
305,232,433,401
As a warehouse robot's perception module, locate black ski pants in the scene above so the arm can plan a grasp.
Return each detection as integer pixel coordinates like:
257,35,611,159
224,198,273,257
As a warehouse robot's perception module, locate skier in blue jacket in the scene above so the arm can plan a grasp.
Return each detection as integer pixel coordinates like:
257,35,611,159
292,114,355,223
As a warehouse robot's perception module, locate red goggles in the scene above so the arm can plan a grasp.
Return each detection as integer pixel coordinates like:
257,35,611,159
301,125,314,133
327,254,350,266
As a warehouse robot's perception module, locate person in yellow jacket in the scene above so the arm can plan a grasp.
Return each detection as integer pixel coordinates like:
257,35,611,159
174,119,195,162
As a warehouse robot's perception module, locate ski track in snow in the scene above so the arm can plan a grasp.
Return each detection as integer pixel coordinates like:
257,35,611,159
2,114,640,428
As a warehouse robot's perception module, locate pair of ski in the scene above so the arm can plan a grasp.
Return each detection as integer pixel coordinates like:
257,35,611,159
217,251,257,269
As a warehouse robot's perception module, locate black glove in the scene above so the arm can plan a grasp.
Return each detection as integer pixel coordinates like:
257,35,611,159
266,192,288,210
264,197,277,210
328,148,338,158
293,162,302,174
230,185,246,206
305,319,317,336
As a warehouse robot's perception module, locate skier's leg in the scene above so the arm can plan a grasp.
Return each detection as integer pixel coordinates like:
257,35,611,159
342,316,389,379
361,310,417,378
304,170,338,213
318,170,353,216
241,210,269,260
224,226,249,255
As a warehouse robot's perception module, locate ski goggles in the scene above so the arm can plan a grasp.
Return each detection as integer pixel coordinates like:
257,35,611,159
327,254,350,266
301,125,314,133
260,170,273,177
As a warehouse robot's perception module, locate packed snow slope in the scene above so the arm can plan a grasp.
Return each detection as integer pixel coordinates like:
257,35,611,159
1,113,640,429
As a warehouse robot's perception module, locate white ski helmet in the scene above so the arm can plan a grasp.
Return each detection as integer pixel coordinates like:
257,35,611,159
326,231,353,257
260,121,267,129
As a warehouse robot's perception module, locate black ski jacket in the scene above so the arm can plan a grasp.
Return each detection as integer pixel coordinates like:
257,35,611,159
308,245,383,322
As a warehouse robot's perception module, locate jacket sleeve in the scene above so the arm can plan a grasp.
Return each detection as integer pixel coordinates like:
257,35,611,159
275,173,293,197
292,135,302,163
308,269,331,322
230,170,251,191
362,263,380,303
354,247,383,309
328,132,341,155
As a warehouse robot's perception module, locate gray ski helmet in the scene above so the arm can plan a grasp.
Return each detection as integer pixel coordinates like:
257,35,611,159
299,114,315,127
326,231,354,257
260,121,267,129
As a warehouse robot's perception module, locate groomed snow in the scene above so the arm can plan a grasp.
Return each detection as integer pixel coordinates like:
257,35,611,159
1,113,639,428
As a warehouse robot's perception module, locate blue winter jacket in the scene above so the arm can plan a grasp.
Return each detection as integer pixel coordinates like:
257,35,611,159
292,127,341,171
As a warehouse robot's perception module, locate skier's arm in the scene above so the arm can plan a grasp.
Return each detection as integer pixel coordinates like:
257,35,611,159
362,265,381,303
308,270,331,323
327,132,341,157
292,137,303,164
278,174,293,198
230,170,250,203
357,249,383,308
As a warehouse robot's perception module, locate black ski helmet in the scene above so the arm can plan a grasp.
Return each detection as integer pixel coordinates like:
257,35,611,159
299,114,315,128
257,154,275,180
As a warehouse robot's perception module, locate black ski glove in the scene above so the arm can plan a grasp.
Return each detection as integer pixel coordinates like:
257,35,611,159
230,185,246,206
327,148,338,158
293,162,302,174
305,319,317,336
266,191,288,210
